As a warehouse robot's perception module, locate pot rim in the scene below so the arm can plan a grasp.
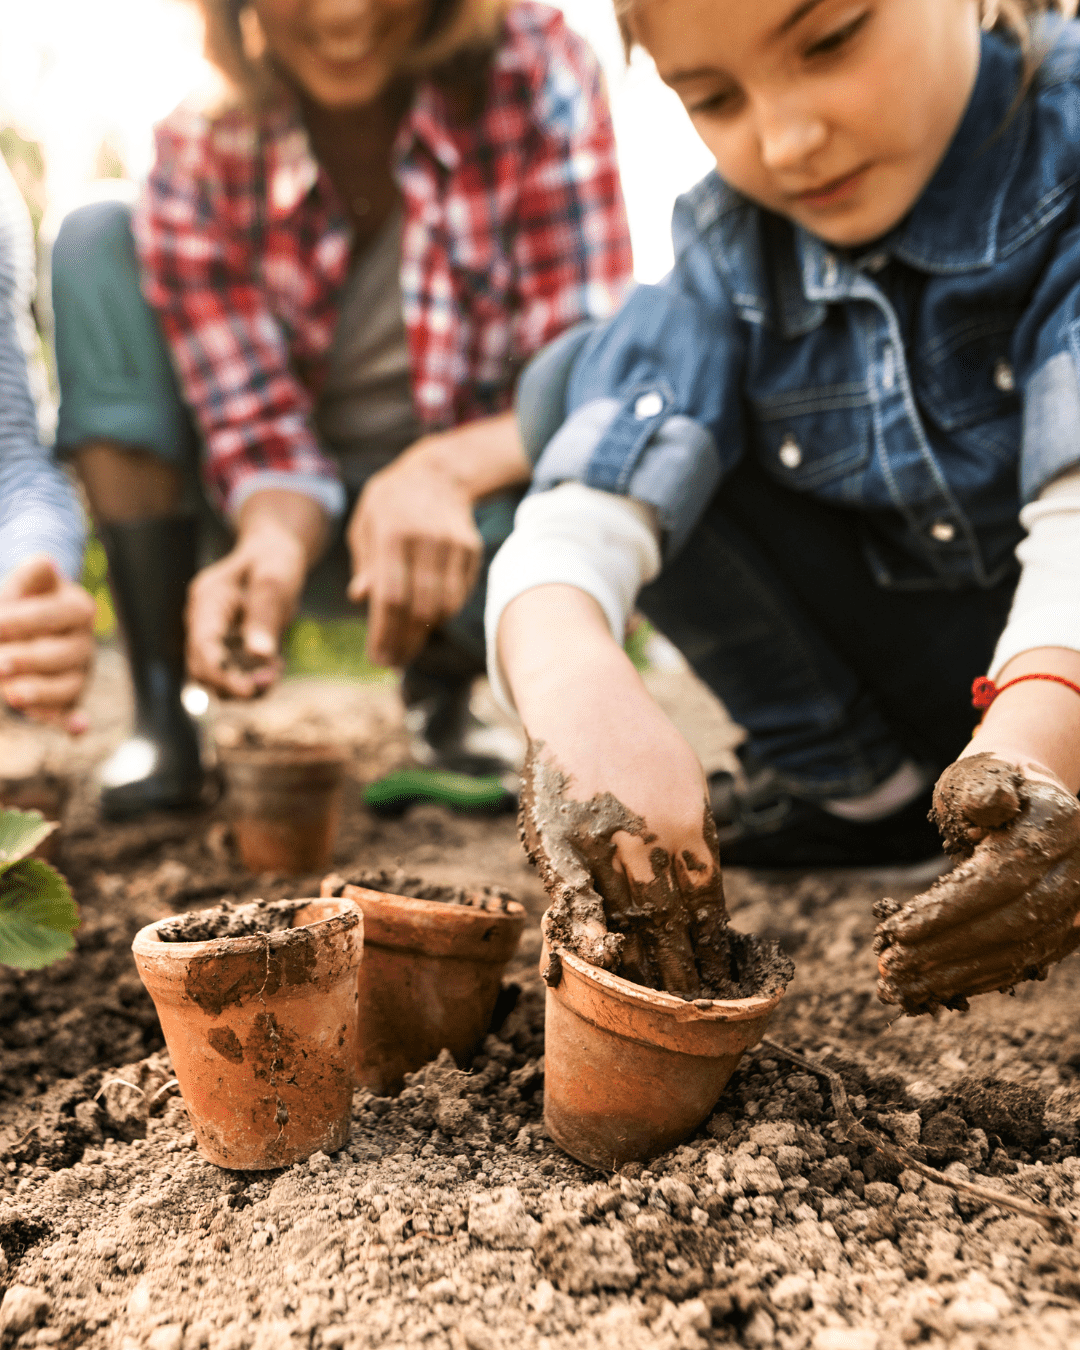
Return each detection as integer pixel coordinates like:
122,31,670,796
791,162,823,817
340,883,526,924
547,931,787,1024
131,897,361,963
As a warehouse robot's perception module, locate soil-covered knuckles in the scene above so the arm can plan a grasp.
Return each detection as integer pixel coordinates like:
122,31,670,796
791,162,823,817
323,866,520,914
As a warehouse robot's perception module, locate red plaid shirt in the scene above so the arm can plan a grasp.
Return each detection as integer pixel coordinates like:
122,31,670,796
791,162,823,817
134,2,632,518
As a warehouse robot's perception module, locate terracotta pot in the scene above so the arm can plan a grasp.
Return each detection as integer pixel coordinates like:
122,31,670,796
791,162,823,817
221,746,346,875
0,774,69,862
131,898,363,1169
324,881,526,1094
541,926,787,1170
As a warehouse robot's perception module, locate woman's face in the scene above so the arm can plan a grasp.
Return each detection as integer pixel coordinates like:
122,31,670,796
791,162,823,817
632,0,982,247
254,0,427,108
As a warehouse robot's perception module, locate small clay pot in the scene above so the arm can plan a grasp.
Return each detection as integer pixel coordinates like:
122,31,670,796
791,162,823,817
131,897,363,1169
325,881,526,1095
0,774,70,861
221,746,346,875
541,927,786,1170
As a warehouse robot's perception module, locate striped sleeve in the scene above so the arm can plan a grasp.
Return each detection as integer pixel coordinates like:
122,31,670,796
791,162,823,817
0,158,85,582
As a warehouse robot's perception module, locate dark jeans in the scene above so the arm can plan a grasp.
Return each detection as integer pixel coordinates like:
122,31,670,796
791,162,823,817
639,457,1018,798
51,198,516,689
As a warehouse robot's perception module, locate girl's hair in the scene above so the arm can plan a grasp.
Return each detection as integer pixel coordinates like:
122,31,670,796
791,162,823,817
199,0,512,108
613,0,1077,62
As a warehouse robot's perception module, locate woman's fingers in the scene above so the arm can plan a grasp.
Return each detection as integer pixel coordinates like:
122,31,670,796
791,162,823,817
1,669,87,711
186,558,256,698
0,583,97,644
0,631,94,678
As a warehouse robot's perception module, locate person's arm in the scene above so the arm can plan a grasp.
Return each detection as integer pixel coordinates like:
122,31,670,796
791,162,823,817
133,110,346,695
877,469,1080,1013
0,161,93,732
346,412,531,668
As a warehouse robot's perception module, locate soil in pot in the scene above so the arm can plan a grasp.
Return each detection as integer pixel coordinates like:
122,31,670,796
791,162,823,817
321,868,526,1094
132,896,363,1169
220,740,346,876
521,755,794,1168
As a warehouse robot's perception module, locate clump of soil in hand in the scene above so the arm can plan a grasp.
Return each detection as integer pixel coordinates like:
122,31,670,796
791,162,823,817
221,615,266,674
322,866,518,913
875,752,1080,1015
154,898,309,943
520,744,792,1003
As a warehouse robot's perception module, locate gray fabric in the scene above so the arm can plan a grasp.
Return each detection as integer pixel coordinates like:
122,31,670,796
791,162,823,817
316,208,419,491
0,158,84,583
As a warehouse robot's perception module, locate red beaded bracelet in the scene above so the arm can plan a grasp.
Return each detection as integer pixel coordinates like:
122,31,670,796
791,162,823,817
972,673,1080,711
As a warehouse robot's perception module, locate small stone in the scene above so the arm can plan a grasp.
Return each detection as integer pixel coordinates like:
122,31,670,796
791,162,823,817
147,1326,185,1350
306,1151,331,1173
732,1154,784,1196
422,1277,456,1304
878,1111,922,1148
775,1145,806,1178
467,1187,539,1249
748,1122,798,1148
863,1182,899,1207
813,1332,879,1350
769,1273,812,1311
0,1286,51,1337
657,1177,696,1213
743,1307,776,1346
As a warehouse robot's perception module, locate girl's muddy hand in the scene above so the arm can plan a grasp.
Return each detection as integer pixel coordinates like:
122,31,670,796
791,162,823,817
875,753,1080,1014
519,740,729,999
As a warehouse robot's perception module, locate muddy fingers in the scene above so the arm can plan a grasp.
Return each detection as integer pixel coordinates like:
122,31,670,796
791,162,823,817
876,755,1080,1014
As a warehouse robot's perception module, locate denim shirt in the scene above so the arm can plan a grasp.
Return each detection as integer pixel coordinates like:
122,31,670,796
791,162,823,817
531,24,1080,592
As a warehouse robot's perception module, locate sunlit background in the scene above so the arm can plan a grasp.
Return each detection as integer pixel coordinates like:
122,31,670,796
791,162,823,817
0,0,713,282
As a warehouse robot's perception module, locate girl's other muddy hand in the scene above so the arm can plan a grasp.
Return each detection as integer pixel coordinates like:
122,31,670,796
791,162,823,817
875,752,1080,1014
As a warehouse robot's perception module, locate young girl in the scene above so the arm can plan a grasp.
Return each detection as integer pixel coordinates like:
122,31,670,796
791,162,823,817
50,0,631,818
487,0,1080,1012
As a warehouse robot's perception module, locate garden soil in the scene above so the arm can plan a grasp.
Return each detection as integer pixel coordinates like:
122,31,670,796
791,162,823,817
2,649,1080,1350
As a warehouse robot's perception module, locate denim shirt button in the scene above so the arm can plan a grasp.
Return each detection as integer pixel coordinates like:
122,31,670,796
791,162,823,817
930,519,957,543
993,359,1015,392
634,391,665,420
778,435,803,469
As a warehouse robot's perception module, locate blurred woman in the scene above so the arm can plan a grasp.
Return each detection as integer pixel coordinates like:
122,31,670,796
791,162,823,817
52,0,631,818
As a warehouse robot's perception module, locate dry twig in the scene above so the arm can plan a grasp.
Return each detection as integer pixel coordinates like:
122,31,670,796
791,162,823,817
759,1038,1075,1240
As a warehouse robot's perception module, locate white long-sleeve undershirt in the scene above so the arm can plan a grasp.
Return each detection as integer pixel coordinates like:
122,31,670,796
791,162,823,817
485,469,1080,715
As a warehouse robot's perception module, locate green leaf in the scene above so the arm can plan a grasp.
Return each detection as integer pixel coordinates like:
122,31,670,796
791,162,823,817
0,808,56,875
0,858,79,970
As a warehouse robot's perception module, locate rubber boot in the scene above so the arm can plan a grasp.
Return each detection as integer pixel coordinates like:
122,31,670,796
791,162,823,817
97,516,204,820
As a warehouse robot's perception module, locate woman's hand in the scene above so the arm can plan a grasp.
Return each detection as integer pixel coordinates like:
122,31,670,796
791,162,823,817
0,554,96,733
347,448,483,668
347,413,531,668
186,490,328,699
876,753,1080,1013
503,585,728,999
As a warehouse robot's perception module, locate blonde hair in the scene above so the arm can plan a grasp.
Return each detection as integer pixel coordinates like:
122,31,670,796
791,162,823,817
199,0,513,108
613,0,1077,60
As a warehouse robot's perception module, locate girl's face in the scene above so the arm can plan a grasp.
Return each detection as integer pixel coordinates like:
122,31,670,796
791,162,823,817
254,0,426,107
632,0,982,247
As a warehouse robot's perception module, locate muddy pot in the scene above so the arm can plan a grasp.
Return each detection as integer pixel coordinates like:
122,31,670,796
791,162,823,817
131,898,362,1169
541,929,786,1170
222,746,346,875
326,882,526,1095
0,774,70,861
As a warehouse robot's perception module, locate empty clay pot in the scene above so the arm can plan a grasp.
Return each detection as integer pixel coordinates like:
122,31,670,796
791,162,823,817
221,745,346,875
131,897,363,1169
541,926,787,1170
0,773,69,861
324,881,526,1094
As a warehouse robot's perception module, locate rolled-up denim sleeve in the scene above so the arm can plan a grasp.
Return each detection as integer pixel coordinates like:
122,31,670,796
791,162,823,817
0,171,85,584
524,241,746,559
1015,217,1080,501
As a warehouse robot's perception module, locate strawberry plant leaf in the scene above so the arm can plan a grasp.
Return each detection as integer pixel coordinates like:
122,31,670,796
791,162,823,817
0,857,79,970
0,808,56,876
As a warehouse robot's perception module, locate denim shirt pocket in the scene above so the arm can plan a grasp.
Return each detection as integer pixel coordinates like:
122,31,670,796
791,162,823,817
913,312,1023,461
749,381,874,499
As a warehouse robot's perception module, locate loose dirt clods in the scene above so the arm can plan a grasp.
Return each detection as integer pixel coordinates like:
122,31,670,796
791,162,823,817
322,867,518,913
2,674,1080,1349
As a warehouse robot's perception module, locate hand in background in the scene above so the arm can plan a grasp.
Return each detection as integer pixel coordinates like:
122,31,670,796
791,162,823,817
876,753,1080,1013
0,554,96,733
347,446,482,668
